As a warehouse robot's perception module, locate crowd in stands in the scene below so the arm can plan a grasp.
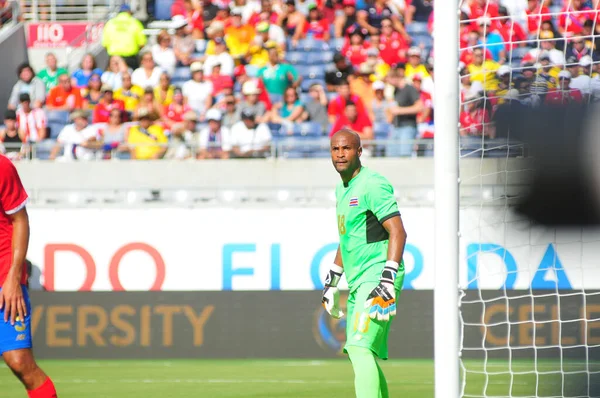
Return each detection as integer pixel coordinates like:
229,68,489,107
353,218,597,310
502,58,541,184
5,0,596,160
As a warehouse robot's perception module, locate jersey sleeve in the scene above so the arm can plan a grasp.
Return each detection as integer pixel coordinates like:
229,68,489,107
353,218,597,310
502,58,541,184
0,159,28,215
365,175,400,223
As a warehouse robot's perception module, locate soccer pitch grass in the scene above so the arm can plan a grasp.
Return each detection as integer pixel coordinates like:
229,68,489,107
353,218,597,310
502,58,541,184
0,359,596,397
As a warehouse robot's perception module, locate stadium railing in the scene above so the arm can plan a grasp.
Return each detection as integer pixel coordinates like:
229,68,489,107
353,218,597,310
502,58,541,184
21,0,121,21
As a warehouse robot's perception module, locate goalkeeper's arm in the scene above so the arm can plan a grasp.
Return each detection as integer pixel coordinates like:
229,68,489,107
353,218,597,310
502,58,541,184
321,246,345,319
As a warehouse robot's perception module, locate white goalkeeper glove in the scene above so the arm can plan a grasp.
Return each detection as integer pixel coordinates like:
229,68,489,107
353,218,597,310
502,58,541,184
364,261,398,322
321,264,344,319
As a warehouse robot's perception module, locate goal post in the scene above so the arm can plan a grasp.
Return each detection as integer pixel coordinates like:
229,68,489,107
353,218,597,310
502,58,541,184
433,0,460,398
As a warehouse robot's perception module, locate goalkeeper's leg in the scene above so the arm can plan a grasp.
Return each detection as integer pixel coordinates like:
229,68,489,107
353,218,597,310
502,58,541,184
347,346,389,398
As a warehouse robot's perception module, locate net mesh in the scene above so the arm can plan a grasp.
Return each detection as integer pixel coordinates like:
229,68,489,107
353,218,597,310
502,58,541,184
456,1,600,397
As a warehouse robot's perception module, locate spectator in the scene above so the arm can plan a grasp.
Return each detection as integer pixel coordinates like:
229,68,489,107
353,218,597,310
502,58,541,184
200,0,220,22
173,16,197,67
162,88,192,130
467,47,500,91
0,110,23,160
254,22,286,52
558,0,592,38
154,72,175,106
404,0,433,25
8,63,46,110
235,65,273,110
525,0,551,36
476,17,506,63
460,92,492,138
378,17,409,66
565,35,594,62
494,65,513,102
46,73,84,111
198,108,232,159
204,37,235,76
335,0,358,38
249,0,280,26
96,109,129,159
102,4,147,70
303,83,329,134
370,80,394,124
82,73,103,109
545,71,584,105
16,93,47,146
179,0,204,39
570,55,594,98
405,47,430,80
152,30,177,76
127,109,168,160
208,64,234,98
226,7,256,59
102,55,131,91
330,101,373,146
229,108,272,158
341,27,371,67
460,31,493,66
537,54,560,89
325,53,355,90
524,31,565,66
182,62,214,120
565,56,580,79
49,110,99,161
114,72,144,113
237,80,269,124
280,0,305,45
300,5,331,42
37,52,68,92
72,54,104,89
214,4,232,28
247,40,278,68
365,48,390,82
413,75,434,139
386,69,423,157
133,87,163,120
357,0,406,37
132,52,163,89
93,85,126,124
465,0,498,20
328,80,368,123
165,110,198,159
257,47,300,96
350,63,376,109
221,94,240,129
269,87,306,133
494,6,527,51
204,22,227,56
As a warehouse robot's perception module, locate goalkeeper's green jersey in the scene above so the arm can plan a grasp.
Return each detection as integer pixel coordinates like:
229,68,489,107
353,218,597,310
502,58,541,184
335,166,401,292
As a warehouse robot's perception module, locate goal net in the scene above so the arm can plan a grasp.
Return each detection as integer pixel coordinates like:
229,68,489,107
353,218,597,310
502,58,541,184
455,1,600,397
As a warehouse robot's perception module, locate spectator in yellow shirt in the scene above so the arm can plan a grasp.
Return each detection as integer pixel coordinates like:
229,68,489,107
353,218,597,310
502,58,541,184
204,21,226,57
127,109,168,160
102,5,147,70
405,47,431,80
467,48,500,91
226,8,256,60
114,72,144,113
154,72,175,106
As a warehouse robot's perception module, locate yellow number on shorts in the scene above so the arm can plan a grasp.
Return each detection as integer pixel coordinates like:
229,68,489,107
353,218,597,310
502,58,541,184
337,215,346,235
353,312,370,334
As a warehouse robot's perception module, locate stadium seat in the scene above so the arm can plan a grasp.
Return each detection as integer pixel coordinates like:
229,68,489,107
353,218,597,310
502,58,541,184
296,38,330,52
412,33,433,49
269,93,283,105
46,110,70,124
297,65,325,80
48,121,66,140
510,47,529,59
314,51,334,64
268,122,284,137
293,122,322,137
299,93,311,104
286,51,306,65
154,0,173,20
301,78,326,92
172,67,191,82
331,38,345,51
34,139,56,160
374,122,392,139
406,22,429,35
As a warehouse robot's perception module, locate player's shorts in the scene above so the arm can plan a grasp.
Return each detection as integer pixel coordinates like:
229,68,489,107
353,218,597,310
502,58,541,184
0,285,33,355
344,281,403,360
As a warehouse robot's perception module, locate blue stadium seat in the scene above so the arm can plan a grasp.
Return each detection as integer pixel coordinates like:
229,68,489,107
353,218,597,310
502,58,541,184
268,122,284,137
172,67,191,82
48,121,66,139
331,38,345,51
154,0,174,20
299,93,312,104
406,22,429,35
297,65,325,80
301,78,326,92
316,51,334,64
34,139,55,160
270,93,283,105
286,51,306,65
412,33,433,49
374,122,392,139
296,38,330,52
293,122,322,137
46,110,70,124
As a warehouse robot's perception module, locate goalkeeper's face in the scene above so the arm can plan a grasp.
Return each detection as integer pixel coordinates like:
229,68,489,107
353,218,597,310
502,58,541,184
330,129,362,176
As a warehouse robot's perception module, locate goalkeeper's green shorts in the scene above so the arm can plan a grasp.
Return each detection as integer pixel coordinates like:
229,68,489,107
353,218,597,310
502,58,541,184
344,281,403,360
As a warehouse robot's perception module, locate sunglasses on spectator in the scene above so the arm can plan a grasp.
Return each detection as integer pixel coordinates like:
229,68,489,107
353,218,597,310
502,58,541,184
90,77,101,81
59,78,69,83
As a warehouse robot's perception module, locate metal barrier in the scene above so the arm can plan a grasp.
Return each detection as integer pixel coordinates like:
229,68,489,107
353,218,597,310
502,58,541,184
21,0,118,21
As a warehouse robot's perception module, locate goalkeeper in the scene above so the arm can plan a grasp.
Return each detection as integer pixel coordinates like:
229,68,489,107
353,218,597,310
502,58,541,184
322,129,407,398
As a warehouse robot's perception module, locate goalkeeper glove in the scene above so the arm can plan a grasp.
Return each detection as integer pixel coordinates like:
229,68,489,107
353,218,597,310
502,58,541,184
364,261,398,322
321,264,344,319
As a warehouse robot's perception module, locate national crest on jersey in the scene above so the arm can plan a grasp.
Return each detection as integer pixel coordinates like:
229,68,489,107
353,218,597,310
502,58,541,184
349,197,359,207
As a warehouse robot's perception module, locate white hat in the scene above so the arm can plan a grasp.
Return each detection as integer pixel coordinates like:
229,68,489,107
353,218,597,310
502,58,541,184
190,61,204,73
372,81,385,90
580,55,593,67
408,47,422,57
171,15,188,29
558,70,572,79
477,16,491,26
205,108,222,121
497,65,511,76
242,80,261,95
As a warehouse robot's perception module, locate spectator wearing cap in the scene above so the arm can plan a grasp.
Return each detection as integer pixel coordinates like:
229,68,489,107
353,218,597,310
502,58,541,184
459,91,493,138
325,53,355,91
172,15,197,67
221,94,241,129
378,17,409,67
298,4,331,42
303,83,329,134
162,88,192,131
37,52,68,92
151,30,177,76
127,109,168,160
350,63,376,110
341,27,371,67
46,73,84,111
8,63,46,110
280,0,306,46
133,87,163,120
370,80,394,124
570,55,594,98
248,0,280,27
72,54,104,89
334,0,358,38
198,108,232,159
208,64,234,98
50,110,99,161
565,35,595,62
328,80,369,124
0,110,23,159
257,47,301,96
467,47,500,91
330,101,373,143
82,73,103,109
226,8,256,59
386,68,423,157
166,110,198,160
205,21,228,56
230,108,272,158
269,87,306,134
171,2,204,39
131,52,164,90
493,65,513,102
93,85,126,124
537,53,560,89
234,65,273,110
493,6,527,51
476,17,506,63
102,4,147,70
525,0,551,36
15,94,46,148
524,31,565,67
254,22,286,52
154,72,176,107
114,72,145,114
364,48,389,82
183,62,214,120
558,0,592,38
237,80,269,124
545,71,583,105
204,37,235,76
405,47,430,80
565,56,580,78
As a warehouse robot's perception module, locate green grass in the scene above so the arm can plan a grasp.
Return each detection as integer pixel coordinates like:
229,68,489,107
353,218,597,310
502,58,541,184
0,359,597,397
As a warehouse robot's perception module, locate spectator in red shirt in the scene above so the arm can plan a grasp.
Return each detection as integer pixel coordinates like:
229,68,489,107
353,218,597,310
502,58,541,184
16,94,47,145
545,70,583,105
93,85,125,124
330,101,373,140
494,6,527,50
460,31,493,65
300,4,331,41
234,65,272,111
248,0,280,27
413,75,433,138
379,17,409,66
328,80,368,124
460,92,492,137
46,73,84,111
467,0,499,20
559,0,592,37
208,63,234,96
162,88,192,130
525,0,551,36
341,27,371,67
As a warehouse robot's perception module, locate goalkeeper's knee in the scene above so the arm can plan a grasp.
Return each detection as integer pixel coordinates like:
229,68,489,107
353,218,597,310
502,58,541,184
347,346,380,398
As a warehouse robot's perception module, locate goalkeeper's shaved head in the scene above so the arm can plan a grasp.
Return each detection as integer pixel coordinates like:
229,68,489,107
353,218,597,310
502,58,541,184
330,128,363,184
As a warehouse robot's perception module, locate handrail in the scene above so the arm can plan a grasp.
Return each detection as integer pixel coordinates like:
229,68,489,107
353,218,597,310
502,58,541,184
0,1,20,28
21,0,119,22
